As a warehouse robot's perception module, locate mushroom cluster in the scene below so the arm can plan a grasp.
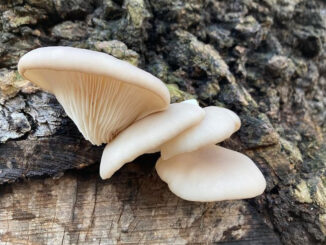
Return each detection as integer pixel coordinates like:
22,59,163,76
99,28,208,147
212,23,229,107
18,46,266,202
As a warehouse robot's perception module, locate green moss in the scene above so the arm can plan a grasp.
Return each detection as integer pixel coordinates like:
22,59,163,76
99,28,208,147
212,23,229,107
316,177,326,209
0,70,26,100
166,84,196,103
293,180,313,203
280,137,303,165
126,0,151,28
93,40,139,66
319,214,326,235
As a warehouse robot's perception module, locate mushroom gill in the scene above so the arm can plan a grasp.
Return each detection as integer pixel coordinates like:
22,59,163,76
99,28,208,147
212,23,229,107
18,47,170,145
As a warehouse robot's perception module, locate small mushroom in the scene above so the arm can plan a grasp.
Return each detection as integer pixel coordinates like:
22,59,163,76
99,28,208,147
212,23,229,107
156,145,266,202
161,106,241,160
100,102,205,179
18,47,170,145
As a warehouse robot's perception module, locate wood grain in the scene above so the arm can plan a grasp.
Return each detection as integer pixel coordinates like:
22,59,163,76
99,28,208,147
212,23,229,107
0,162,280,244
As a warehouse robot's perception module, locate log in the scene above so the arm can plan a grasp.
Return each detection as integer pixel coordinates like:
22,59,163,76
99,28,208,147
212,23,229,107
0,0,325,244
0,162,280,244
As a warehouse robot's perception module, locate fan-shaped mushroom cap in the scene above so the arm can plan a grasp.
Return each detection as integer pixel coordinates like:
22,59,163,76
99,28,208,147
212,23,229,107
18,47,170,145
146,99,200,154
161,106,241,160
156,145,266,202
100,103,205,179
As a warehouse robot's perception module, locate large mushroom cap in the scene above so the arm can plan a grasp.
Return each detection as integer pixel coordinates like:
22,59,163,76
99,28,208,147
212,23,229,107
156,145,266,202
18,47,170,145
100,102,205,179
161,106,241,160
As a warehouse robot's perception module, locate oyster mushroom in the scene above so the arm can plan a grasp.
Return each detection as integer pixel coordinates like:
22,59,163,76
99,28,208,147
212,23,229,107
100,102,205,179
156,145,266,202
161,106,241,160
18,46,170,145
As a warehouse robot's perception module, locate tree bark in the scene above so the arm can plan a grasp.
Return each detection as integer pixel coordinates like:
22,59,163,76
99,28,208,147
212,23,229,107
0,0,325,244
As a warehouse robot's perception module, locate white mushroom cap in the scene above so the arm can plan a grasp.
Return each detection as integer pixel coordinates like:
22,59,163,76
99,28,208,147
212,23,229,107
181,99,199,106
161,106,241,160
100,103,205,179
146,99,200,154
18,47,170,145
156,145,266,202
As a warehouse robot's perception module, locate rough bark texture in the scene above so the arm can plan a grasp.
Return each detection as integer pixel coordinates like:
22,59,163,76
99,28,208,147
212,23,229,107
0,0,325,244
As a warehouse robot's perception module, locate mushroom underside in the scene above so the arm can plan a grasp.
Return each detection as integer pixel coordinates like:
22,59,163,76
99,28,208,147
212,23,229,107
25,69,167,145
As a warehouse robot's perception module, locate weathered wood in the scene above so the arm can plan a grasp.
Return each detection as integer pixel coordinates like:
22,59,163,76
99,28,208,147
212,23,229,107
0,163,280,244
0,136,102,183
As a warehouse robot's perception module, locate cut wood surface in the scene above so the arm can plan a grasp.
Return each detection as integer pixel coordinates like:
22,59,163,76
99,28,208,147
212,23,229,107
0,162,280,244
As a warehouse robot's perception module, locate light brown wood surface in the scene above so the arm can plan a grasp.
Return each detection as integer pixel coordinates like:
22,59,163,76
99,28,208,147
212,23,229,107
0,162,280,244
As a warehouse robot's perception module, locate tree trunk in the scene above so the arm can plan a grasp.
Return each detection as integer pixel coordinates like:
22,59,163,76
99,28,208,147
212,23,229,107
0,0,325,244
